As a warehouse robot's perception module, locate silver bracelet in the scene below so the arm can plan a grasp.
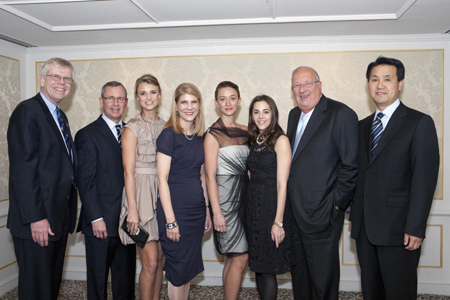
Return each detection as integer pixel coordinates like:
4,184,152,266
213,214,222,219
165,220,178,229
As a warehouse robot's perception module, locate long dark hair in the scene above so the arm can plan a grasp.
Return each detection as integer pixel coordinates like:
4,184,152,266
248,95,284,148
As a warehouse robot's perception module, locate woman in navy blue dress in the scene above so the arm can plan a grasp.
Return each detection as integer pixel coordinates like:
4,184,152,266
156,83,212,300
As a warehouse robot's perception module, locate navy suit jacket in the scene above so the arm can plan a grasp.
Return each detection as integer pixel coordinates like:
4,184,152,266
7,93,78,240
75,115,125,237
287,95,359,233
350,102,440,245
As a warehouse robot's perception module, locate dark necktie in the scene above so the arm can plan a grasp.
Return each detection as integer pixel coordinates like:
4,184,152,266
115,124,122,145
56,107,72,159
370,112,384,156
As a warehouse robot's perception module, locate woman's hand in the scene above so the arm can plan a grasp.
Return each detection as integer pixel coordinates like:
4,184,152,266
271,225,285,248
167,226,181,242
126,209,139,235
213,214,227,233
204,209,212,233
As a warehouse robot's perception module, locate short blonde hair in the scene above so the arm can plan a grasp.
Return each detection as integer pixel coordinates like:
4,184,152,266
164,83,205,137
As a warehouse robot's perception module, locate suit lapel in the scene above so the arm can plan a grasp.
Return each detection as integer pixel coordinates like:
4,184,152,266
292,95,327,163
288,108,301,148
370,103,407,162
95,116,122,153
35,94,72,159
362,114,374,163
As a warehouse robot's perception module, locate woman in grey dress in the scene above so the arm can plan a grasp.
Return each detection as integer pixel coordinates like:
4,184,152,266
204,81,249,300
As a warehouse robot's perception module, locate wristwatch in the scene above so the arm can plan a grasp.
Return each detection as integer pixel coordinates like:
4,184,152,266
273,221,283,228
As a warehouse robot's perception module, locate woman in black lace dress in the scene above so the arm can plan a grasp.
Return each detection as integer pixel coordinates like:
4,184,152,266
246,95,292,300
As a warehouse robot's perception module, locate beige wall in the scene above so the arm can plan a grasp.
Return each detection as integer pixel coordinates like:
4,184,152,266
1,40,447,295
0,55,20,200
38,49,443,198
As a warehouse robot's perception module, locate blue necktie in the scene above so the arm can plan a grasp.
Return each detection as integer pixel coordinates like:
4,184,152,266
292,113,307,159
370,112,384,156
56,106,72,159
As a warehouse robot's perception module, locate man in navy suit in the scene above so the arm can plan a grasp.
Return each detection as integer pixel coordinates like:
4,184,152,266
287,66,359,299
75,81,136,300
7,57,78,300
350,56,440,299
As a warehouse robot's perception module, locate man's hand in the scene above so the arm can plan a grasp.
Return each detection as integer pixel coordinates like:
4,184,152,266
30,219,54,247
404,233,423,251
92,219,108,239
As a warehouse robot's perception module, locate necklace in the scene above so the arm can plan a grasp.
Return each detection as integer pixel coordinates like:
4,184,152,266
256,133,266,145
183,132,194,141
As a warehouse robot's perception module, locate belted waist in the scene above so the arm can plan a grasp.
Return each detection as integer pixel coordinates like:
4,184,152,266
135,168,157,175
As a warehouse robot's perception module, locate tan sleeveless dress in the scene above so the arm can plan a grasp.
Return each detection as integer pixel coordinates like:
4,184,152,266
119,114,165,245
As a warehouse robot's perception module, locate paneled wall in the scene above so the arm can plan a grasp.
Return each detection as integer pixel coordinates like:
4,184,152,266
1,35,449,295
0,46,22,296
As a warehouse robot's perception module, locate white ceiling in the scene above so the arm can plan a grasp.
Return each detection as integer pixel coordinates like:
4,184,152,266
0,0,449,48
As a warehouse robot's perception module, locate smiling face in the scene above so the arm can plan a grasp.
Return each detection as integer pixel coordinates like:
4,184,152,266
252,100,272,131
292,67,322,113
176,93,200,127
368,64,403,111
99,85,128,123
137,82,160,112
39,64,73,106
215,87,241,117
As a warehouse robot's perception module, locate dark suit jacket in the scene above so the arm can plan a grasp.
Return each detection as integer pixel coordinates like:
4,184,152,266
75,115,125,237
287,95,359,233
7,93,78,240
350,102,440,246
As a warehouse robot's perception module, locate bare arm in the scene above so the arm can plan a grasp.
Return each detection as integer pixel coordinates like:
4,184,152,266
157,152,180,242
272,135,292,248
204,132,225,232
122,128,139,235
201,164,212,233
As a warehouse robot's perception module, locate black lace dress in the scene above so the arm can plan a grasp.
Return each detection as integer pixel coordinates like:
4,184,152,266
246,140,292,275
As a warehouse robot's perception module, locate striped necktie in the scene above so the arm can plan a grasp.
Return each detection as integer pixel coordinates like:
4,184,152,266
56,107,72,159
370,112,384,156
115,124,122,145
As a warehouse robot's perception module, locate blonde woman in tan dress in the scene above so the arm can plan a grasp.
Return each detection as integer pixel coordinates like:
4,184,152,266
120,74,165,300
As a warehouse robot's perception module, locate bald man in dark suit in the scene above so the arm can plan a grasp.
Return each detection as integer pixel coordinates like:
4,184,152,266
287,66,359,300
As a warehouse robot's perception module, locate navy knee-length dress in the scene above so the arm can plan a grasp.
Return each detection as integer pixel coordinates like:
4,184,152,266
156,127,206,286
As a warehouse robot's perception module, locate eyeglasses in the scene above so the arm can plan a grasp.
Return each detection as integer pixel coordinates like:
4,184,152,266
46,74,74,84
292,81,320,90
102,96,127,103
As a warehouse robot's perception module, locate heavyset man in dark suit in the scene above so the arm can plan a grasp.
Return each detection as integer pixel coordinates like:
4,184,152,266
287,66,359,300
75,81,136,300
7,57,78,300
350,56,440,299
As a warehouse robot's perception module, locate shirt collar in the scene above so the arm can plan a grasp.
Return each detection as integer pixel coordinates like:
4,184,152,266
102,113,123,129
375,99,400,120
40,91,58,114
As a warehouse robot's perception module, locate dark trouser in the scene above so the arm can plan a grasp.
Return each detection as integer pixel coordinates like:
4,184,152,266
13,212,70,300
356,217,420,300
291,209,344,300
85,235,136,300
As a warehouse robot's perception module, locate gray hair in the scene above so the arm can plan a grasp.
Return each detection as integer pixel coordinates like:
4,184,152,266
41,57,75,79
291,66,320,82
101,81,127,99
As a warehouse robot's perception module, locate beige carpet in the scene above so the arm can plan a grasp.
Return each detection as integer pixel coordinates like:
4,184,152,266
1,280,450,299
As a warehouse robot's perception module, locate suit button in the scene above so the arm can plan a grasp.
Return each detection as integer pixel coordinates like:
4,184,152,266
67,196,70,199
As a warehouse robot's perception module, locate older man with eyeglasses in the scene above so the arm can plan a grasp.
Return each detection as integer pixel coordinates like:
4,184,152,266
7,57,78,300
75,81,137,300
287,66,359,300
